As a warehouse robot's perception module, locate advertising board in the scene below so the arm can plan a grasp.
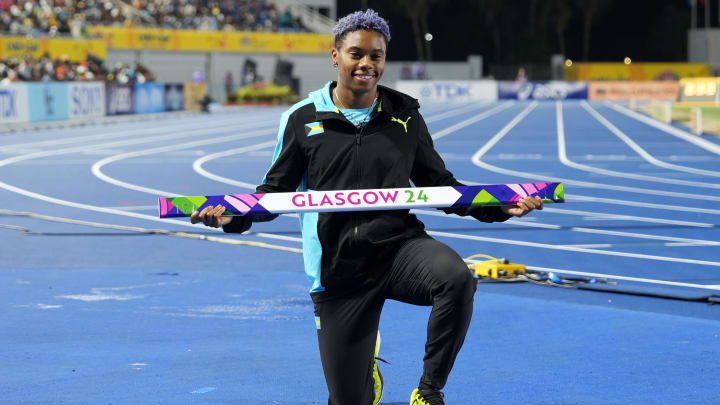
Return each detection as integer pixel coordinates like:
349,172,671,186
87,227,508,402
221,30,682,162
68,82,106,119
0,84,29,124
395,81,498,102
28,82,69,122
498,81,588,100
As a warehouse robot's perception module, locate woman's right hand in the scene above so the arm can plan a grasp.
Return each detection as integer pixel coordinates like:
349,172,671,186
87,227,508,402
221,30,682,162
190,204,233,228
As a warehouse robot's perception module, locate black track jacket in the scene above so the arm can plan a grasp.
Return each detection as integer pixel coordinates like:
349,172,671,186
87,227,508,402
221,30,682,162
224,81,511,296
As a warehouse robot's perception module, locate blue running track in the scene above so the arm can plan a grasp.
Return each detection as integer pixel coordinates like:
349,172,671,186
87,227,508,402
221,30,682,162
1,100,719,404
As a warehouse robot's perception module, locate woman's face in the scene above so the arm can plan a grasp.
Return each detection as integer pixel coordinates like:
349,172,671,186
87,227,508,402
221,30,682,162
332,30,386,94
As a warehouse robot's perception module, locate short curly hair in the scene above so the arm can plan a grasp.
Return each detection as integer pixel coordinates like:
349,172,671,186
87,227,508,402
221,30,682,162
333,9,391,48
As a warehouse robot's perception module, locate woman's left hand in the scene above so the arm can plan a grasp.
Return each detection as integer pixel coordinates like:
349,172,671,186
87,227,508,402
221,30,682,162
501,196,544,217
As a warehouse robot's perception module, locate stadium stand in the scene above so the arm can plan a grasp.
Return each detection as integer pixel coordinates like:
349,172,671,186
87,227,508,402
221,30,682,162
0,0,307,36
0,53,155,83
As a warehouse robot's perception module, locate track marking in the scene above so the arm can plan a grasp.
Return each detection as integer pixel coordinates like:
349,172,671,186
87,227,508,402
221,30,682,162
558,101,720,189
471,103,720,202
432,101,515,140
427,230,720,267
606,102,720,156
0,112,275,153
523,265,720,292
541,206,715,228
581,101,720,179
411,208,719,243
424,101,492,123
91,129,276,196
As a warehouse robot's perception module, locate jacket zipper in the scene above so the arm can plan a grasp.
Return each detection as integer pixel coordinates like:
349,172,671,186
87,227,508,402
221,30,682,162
354,128,361,240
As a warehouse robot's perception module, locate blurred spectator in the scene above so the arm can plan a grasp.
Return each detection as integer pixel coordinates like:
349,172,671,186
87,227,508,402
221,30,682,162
0,52,156,83
0,0,307,37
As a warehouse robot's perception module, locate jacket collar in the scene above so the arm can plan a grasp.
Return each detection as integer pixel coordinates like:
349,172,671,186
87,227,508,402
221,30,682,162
311,81,420,121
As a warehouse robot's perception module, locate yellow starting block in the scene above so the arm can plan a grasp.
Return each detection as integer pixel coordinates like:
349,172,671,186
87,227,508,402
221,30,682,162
465,254,526,279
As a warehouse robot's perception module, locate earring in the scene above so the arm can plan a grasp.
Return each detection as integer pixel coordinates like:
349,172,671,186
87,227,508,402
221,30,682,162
332,62,338,69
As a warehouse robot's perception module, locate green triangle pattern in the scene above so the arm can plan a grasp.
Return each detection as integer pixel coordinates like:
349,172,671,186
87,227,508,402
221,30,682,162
553,183,564,201
169,196,208,215
472,189,501,206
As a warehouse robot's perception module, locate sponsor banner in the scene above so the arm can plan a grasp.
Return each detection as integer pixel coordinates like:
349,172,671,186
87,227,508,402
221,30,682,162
164,84,185,111
678,77,720,102
0,37,106,62
184,82,207,111
395,80,498,102
565,63,710,81
498,81,588,100
588,81,680,101
0,83,29,124
105,83,134,115
86,27,333,54
134,83,165,114
27,82,69,122
68,82,106,119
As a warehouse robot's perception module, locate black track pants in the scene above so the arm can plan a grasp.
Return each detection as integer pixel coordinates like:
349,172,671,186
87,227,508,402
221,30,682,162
312,235,477,405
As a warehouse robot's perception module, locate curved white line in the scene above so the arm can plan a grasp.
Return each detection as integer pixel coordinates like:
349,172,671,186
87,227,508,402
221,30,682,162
581,100,720,178
606,101,720,155
91,128,276,196
470,104,720,202
558,101,720,189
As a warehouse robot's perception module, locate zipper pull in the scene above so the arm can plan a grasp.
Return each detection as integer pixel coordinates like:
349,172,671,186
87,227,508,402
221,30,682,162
356,134,361,146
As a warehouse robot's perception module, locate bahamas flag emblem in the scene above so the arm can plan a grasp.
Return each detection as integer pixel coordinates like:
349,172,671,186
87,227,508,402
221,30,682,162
315,316,322,330
305,121,324,136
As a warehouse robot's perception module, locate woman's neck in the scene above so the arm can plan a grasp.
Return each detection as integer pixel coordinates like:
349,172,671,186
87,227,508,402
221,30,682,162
334,84,378,109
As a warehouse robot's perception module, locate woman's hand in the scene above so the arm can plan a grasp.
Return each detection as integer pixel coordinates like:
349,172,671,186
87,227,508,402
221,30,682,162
190,204,233,228
501,196,544,217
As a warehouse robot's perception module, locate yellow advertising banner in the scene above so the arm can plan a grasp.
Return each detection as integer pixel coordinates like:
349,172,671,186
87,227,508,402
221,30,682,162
588,81,680,101
678,77,720,102
86,27,333,54
0,37,106,61
565,63,710,81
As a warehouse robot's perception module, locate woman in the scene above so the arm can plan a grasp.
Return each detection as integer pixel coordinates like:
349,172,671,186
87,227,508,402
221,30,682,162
191,9,543,405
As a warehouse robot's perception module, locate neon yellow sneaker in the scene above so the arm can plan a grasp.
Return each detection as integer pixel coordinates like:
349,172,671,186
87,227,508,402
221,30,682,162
372,332,384,405
410,388,445,405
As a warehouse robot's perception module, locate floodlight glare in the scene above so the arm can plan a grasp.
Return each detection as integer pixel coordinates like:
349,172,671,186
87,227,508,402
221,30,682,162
424,33,433,41
624,57,632,65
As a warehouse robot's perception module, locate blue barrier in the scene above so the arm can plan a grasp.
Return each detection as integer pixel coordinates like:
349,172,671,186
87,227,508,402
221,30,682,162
0,84,30,124
134,83,165,114
69,82,106,118
498,81,589,100
28,83,69,122
106,83,135,115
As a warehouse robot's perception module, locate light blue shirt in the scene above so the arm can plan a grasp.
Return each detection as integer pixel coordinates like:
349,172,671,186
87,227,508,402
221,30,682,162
339,101,378,127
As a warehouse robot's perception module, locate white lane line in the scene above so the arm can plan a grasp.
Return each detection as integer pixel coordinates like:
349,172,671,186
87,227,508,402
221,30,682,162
558,101,720,189
410,208,719,243
432,101,515,140
0,113,272,153
91,128,276,197
605,101,720,156
541,206,714,228
470,105,720,202
427,230,720,267
581,101,720,179
425,101,491,123
525,265,720,292
0,119,273,170
192,143,277,190
567,195,720,216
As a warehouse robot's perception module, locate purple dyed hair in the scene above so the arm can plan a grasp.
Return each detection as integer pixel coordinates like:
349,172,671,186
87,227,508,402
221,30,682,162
333,9,391,47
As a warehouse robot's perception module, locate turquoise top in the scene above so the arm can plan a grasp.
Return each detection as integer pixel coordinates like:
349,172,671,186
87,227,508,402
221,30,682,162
339,101,378,127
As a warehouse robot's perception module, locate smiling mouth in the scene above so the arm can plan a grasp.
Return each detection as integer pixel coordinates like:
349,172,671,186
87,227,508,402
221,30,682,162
354,73,375,79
